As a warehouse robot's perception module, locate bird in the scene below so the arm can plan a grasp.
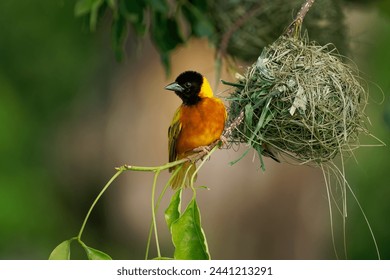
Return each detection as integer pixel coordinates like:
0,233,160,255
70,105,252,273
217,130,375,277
165,71,227,189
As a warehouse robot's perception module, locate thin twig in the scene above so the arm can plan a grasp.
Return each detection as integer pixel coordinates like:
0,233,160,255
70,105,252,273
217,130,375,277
223,110,244,139
217,4,263,60
285,0,316,37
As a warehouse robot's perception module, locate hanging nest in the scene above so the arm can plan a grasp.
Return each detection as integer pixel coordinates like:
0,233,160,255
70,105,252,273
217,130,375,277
226,35,368,165
209,0,348,62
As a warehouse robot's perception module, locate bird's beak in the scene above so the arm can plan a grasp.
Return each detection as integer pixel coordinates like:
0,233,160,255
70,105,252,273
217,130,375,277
165,82,184,93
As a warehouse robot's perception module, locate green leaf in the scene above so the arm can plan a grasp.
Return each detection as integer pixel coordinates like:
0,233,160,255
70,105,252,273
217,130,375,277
160,53,171,76
74,0,105,31
171,198,210,260
220,80,244,88
244,103,254,139
257,98,272,130
75,0,97,16
83,246,112,260
150,12,184,74
165,189,182,230
75,0,103,17
112,14,128,61
119,0,147,35
151,12,184,52
147,0,169,13
245,104,253,131
229,147,250,166
255,145,266,172
182,3,214,38
49,240,71,260
106,0,116,9
89,0,104,31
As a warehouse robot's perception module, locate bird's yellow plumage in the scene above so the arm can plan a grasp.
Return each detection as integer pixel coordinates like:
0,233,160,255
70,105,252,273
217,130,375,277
165,71,226,189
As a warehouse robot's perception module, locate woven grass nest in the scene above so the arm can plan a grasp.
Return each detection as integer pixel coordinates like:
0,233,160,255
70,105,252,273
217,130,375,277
227,35,368,165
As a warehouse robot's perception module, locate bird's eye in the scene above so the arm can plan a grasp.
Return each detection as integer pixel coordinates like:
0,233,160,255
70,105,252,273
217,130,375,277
184,82,192,88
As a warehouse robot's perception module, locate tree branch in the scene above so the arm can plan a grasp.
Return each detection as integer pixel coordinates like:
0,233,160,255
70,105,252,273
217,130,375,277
217,3,263,60
285,0,316,37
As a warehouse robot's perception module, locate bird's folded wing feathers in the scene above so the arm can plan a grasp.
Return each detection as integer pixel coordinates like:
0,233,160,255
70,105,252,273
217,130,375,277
168,107,182,163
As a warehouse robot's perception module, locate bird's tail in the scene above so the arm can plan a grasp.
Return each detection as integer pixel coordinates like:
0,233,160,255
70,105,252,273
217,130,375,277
170,161,197,189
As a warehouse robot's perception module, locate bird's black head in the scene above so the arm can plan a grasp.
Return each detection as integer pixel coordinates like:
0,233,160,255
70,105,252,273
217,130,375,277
165,71,203,105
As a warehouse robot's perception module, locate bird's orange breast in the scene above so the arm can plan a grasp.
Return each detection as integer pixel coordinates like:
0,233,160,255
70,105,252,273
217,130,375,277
176,97,226,156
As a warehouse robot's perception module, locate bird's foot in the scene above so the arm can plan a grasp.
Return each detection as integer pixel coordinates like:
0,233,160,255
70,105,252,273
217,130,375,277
219,135,228,148
192,145,211,154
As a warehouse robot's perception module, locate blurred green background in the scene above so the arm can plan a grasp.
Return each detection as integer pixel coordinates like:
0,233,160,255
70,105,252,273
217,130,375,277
0,0,389,260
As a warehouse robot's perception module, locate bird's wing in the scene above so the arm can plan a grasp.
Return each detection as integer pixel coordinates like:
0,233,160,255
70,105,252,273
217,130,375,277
168,107,182,163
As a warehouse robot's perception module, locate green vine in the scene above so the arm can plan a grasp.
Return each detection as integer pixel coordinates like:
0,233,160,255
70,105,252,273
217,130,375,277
49,144,220,260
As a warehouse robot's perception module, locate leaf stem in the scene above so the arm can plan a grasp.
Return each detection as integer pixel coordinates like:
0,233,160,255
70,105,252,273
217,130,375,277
190,145,219,188
77,169,123,241
151,170,162,258
145,166,182,259
116,158,188,172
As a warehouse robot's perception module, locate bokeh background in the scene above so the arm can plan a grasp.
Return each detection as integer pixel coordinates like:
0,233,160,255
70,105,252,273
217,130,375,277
0,0,389,260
